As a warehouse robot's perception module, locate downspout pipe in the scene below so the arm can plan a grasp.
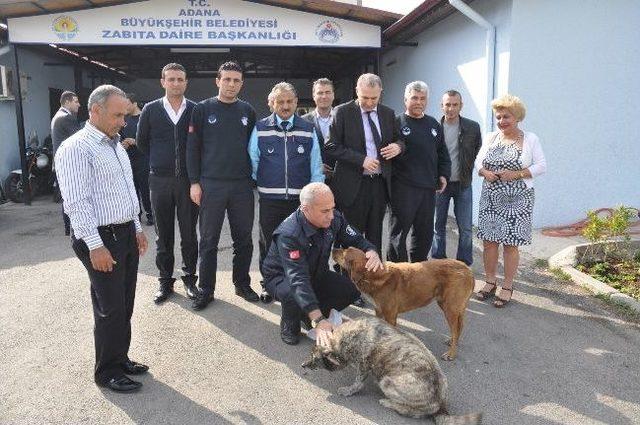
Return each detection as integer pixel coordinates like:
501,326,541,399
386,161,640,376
448,0,496,133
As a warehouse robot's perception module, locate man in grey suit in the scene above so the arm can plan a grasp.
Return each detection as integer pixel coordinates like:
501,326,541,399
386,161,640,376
302,78,336,182
51,91,82,235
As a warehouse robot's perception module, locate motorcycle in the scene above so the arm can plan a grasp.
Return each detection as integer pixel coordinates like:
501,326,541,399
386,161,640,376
3,133,54,203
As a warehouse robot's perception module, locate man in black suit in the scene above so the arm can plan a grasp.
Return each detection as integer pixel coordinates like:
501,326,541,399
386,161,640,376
324,73,404,255
302,78,336,182
51,90,81,236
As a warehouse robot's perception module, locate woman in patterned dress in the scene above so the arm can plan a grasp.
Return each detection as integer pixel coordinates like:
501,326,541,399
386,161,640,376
474,95,547,307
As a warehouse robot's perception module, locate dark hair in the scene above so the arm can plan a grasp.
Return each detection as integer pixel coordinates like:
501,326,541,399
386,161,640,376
60,91,77,105
217,61,243,79
444,89,462,100
125,92,137,104
161,63,187,79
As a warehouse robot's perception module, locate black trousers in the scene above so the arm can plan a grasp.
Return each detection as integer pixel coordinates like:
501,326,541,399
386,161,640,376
340,175,387,255
387,179,436,262
265,269,360,321
149,174,198,286
258,198,299,273
131,158,152,219
71,222,139,385
198,178,254,295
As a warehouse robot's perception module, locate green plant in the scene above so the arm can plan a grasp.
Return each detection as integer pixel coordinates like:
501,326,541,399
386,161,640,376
533,258,548,268
550,267,572,282
581,206,635,262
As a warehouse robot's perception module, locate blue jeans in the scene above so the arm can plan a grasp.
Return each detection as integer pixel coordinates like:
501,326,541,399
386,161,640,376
431,182,473,265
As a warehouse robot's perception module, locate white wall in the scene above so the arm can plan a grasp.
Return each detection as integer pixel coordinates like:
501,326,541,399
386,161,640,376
509,0,640,226
381,0,512,224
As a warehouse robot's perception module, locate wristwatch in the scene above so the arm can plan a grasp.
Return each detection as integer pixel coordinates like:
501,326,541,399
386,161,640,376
311,316,327,328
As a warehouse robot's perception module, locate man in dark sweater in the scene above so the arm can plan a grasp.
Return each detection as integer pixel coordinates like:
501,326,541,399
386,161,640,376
120,93,153,226
388,81,451,262
187,61,258,311
137,63,199,304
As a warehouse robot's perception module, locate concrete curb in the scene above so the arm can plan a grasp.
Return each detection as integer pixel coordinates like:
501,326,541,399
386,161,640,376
549,243,640,313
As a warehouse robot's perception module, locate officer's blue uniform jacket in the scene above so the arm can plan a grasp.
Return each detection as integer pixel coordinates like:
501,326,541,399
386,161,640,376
262,208,375,313
248,114,324,200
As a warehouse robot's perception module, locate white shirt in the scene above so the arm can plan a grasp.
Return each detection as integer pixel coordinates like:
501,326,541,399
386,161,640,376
359,105,382,174
55,122,142,250
162,96,187,125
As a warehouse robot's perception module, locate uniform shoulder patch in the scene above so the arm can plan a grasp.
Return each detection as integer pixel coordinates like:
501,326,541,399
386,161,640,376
431,128,438,137
345,225,357,236
289,250,300,260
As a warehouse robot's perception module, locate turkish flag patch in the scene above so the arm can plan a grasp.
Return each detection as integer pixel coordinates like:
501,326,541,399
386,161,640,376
188,125,194,133
289,250,300,260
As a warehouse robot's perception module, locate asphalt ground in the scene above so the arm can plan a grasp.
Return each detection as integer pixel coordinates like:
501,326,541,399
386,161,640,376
1,198,639,424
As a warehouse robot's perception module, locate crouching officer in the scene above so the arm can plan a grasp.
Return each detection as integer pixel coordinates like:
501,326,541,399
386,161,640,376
262,182,383,345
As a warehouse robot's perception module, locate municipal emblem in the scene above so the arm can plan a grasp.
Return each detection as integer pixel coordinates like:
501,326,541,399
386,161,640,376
241,116,248,126
345,225,357,237
316,20,343,44
431,128,438,137
208,114,217,124
297,144,305,154
52,15,79,41
401,126,411,136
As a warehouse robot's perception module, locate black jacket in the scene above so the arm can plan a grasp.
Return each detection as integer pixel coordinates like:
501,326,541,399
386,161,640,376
137,98,195,178
262,209,375,313
440,115,482,187
324,100,404,208
51,108,81,158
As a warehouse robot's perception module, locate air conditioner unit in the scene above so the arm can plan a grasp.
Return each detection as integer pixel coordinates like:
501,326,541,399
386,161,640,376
0,65,15,99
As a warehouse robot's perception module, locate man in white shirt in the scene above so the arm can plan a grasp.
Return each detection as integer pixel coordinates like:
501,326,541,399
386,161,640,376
137,63,199,304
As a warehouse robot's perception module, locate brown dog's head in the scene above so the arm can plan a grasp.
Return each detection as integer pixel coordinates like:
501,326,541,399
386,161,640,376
301,345,344,372
332,247,384,288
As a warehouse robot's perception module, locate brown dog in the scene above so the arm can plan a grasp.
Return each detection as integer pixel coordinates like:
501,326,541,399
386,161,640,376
333,247,474,360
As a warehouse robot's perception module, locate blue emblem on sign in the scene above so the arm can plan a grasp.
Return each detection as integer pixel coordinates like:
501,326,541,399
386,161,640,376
208,114,217,124
316,20,343,44
402,126,411,136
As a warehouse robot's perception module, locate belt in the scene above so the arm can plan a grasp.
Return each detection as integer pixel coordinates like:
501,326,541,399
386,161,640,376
98,221,133,232
363,173,383,179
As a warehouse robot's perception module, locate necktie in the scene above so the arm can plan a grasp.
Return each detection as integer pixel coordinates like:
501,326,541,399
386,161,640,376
366,111,382,149
281,121,290,131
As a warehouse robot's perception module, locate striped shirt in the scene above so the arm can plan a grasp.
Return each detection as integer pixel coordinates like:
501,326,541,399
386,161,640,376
55,122,142,250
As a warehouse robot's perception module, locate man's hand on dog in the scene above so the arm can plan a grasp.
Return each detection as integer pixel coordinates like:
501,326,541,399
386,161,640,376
364,250,384,272
315,320,334,347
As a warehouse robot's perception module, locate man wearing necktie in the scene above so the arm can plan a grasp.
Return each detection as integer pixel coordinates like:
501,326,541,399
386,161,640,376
248,82,324,291
325,73,404,256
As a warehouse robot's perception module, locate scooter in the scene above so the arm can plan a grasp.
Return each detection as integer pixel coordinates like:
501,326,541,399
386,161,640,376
3,133,54,203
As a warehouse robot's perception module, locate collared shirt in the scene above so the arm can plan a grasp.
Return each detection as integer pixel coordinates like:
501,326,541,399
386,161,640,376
162,96,187,125
315,109,332,141
359,105,382,174
55,122,142,250
248,114,324,182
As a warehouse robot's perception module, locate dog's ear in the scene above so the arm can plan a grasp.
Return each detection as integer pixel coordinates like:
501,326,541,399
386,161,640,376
332,249,345,268
321,352,343,371
344,248,366,283
301,346,323,369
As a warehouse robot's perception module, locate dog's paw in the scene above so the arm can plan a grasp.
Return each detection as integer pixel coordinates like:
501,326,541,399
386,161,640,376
338,386,359,397
441,351,456,361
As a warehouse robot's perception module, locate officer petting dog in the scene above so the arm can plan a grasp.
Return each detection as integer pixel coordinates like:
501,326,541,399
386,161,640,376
261,182,383,346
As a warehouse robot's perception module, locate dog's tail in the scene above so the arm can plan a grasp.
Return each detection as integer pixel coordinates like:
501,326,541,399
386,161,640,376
434,409,483,425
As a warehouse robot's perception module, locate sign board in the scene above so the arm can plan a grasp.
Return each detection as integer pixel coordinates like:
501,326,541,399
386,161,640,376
7,0,381,48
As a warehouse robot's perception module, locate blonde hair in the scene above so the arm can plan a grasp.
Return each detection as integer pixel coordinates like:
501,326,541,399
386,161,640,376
491,94,526,121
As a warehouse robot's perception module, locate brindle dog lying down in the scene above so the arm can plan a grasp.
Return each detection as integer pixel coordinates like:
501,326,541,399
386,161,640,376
302,317,482,424
333,247,474,360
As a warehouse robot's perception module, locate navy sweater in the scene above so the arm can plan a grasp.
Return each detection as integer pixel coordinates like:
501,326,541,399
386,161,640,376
137,98,195,178
187,97,256,183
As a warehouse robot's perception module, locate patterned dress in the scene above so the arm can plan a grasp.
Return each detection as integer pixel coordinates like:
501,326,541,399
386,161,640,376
477,141,535,246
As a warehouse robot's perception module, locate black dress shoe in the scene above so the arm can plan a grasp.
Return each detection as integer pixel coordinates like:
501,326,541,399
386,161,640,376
260,289,273,303
121,360,149,375
192,292,214,310
101,375,142,393
153,285,174,304
184,282,199,300
280,318,301,345
235,285,259,302
352,296,366,307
